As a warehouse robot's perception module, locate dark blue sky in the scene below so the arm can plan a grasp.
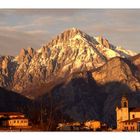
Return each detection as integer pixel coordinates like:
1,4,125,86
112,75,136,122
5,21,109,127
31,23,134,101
0,9,140,55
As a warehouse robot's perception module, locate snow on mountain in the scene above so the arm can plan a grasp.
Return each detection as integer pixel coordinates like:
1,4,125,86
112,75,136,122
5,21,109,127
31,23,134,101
94,36,137,58
0,28,138,98
115,46,137,57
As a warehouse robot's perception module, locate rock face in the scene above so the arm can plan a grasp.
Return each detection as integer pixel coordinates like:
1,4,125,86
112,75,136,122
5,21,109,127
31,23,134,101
0,28,137,98
92,57,140,91
94,36,110,49
0,56,17,88
38,71,106,122
91,57,140,125
131,54,140,71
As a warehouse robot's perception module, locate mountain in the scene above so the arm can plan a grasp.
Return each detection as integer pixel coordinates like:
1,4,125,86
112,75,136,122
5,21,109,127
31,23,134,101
0,87,32,112
0,28,137,98
91,57,140,125
94,36,137,58
37,57,140,126
0,28,140,128
131,53,140,71
92,57,140,91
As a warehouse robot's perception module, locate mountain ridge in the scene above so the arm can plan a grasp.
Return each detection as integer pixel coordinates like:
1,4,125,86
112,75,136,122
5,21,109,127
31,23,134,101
0,28,138,98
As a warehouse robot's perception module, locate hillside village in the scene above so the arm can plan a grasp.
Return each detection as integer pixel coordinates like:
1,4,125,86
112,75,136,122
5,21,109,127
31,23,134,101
0,95,140,131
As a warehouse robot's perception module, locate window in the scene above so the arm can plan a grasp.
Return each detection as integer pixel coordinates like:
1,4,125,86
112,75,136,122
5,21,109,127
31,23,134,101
124,102,127,107
133,127,135,130
132,114,135,119
125,127,128,130
131,122,133,125
14,121,16,123
17,121,19,123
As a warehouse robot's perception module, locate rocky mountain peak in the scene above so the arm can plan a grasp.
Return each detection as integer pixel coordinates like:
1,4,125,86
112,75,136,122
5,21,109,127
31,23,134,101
1,57,8,70
131,53,140,71
94,36,110,49
63,27,82,36
17,47,34,64
19,48,27,57
44,28,94,48
0,28,138,98
27,47,35,57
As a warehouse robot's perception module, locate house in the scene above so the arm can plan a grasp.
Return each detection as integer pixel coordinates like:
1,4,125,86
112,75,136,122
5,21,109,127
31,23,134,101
116,96,140,131
121,118,140,131
0,112,29,128
0,112,24,119
84,120,101,131
56,122,81,131
84,120,108,131
2,117,29,128
56,120,107,131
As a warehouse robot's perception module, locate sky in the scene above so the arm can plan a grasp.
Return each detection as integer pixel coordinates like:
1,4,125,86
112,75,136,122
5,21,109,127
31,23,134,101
0,9,140,56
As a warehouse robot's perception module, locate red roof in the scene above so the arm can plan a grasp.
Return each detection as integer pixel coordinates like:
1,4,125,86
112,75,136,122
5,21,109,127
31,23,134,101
129,107,140,112
122,118,140,123
0,112,24,115
8,117,28,120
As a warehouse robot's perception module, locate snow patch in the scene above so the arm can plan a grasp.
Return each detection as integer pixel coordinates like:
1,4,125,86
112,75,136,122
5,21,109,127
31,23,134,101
70,34,84,41
115,46,137,57
37,48,42,53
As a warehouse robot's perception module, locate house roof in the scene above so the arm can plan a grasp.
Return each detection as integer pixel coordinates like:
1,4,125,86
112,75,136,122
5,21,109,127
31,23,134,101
8,117,28,120
1,117,28,121
129,107,140,112
122,118,140,123
117,106,140,112
0,112,24,116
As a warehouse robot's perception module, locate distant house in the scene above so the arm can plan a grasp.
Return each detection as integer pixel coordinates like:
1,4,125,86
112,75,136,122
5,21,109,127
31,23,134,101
57,122,81,131
84,120,101,131
84,120,107,131
0,112,24,119
0,112,29,128
116,96,140,131
57,120,107,131
121,118,140,131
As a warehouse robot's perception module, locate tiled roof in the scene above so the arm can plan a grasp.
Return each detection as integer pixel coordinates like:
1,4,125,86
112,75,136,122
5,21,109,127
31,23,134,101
8,117,28,120
122,118,140,123
0,112,24,115
129,107,140,112
117,106,140,112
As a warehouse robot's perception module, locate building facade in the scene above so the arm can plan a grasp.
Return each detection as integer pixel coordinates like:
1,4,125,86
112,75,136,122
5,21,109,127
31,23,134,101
0,112,29,128
84,120,101,131
57,120,107,131
116,96,140,131
121,118,140,131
